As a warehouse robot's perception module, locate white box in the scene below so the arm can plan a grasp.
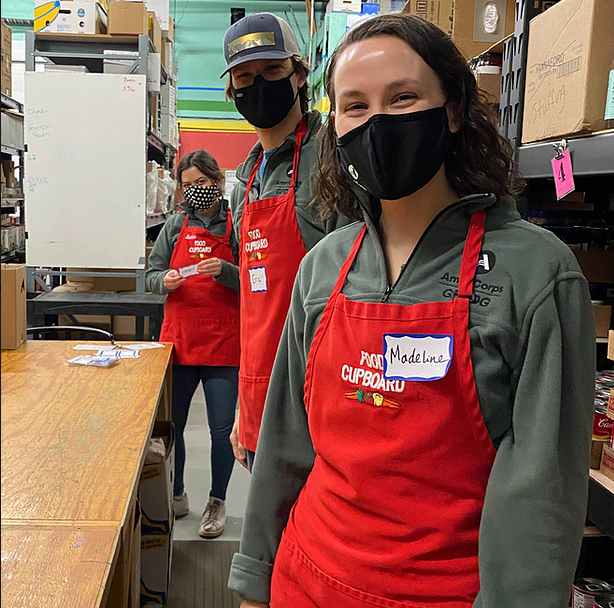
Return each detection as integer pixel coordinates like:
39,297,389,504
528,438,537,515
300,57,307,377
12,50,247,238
35,0,107,34
327,0,361,13
160,112,175,145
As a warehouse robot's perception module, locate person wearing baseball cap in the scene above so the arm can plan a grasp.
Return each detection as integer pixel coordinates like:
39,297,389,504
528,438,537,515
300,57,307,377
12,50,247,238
216,13,348,473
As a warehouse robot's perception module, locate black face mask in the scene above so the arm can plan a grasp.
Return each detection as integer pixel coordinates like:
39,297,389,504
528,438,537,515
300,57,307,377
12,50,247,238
234,73,298,129
336,106,451,201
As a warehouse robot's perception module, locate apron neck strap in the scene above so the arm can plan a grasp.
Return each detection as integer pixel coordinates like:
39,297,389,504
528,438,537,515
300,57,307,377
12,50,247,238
330,224,368,300
457,209,486,298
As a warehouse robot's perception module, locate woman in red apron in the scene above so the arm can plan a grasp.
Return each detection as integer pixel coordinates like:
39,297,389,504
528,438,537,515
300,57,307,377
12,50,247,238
147,149,240,539
228,13,595,608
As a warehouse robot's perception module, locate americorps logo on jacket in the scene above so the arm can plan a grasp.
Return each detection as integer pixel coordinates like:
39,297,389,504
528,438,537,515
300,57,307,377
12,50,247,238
438,250,503,307
476,250,496,275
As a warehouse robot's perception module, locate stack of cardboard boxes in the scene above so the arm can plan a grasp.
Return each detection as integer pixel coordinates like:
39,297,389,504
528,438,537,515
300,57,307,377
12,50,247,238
139,422,175,605
1,20,11,96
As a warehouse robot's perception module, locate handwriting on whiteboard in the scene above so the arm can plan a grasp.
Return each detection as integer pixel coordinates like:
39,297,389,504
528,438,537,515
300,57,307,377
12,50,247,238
28,123,52,138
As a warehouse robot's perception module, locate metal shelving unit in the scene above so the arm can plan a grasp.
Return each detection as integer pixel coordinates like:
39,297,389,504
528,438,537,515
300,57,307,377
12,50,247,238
518,132,614,180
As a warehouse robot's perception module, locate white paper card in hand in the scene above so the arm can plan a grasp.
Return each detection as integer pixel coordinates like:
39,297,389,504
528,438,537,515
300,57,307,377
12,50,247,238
74,344,116,351
179,264,199,278
97,349,140,359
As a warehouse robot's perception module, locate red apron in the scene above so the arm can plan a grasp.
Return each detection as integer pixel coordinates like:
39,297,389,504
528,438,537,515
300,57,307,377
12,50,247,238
271,210,497,607
159,213,240,367
238,120,308,452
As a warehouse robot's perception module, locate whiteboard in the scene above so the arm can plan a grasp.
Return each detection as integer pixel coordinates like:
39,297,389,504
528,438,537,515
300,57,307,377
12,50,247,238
25,72,147,268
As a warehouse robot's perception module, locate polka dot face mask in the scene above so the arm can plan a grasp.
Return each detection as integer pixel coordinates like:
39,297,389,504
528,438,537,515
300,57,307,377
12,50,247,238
184,184,221,211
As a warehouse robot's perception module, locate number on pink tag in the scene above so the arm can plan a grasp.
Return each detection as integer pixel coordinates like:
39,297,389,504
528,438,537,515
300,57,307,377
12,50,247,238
551,149,575,200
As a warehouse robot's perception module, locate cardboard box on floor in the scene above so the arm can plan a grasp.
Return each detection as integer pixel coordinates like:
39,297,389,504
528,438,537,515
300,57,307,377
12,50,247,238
112,316,150,341
1,264,26,350
401,0,454,37
140,523,173,605
140,421,174,536
522,0,614,144
452,0,515,60
108,1,148,35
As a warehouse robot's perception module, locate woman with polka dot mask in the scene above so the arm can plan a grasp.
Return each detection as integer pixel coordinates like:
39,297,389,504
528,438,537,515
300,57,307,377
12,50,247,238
146,149,240,540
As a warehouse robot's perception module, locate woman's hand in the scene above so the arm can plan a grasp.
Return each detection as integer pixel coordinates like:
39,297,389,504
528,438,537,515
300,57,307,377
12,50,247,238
230,418,249,470
240,601,269,608
197,258,223,277
164,269,187,292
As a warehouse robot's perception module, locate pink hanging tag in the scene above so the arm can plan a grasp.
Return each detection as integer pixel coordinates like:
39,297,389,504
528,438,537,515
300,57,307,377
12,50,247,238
551,146,575,201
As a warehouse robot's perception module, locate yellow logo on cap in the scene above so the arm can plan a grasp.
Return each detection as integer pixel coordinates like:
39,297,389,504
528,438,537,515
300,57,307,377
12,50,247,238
228,32,276,58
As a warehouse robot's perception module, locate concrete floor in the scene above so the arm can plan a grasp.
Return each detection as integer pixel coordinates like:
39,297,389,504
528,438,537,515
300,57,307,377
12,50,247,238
165,384,250,607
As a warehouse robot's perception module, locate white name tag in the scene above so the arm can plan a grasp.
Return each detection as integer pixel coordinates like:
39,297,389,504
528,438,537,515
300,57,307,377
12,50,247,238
383,334,453,382
249,266,268,293
178,264,199,278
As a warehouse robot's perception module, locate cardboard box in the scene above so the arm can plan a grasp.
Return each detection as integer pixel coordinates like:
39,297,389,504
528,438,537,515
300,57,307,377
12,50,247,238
1,58,10,97
476,71,501,105
600,443,614,483
35,0,108,34
402,0,454,37
108,1,148,35
1,20,11,61
112,316,150,341
162,15,173,42
161,37,172,70
148,11,162,53
140,421,174,535
591,439,604,470
609,329,614,361
572,250,614,284
140,524,173,605
57,314,112,332
1,264,26,350
53,281,94,292
522,0,614,144
593,304,612,339
452,0,515,60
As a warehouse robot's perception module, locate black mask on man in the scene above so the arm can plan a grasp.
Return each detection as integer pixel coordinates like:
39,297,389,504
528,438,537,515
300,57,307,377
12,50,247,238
336,107,452,201
234,73,298,129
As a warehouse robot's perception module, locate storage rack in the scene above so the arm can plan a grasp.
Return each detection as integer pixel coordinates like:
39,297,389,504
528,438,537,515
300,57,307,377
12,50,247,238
495,0,614,547
1,92,25,263
24,31,177,292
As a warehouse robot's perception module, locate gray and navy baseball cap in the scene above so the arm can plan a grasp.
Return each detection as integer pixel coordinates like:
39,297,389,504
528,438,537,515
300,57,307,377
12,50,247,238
221,13,301,77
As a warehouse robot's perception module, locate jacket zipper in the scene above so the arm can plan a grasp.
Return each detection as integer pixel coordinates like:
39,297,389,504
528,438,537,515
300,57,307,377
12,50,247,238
380,198,485,303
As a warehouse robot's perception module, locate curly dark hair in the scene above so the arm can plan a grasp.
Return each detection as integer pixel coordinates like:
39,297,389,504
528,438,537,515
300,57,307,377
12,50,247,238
314,13,524,220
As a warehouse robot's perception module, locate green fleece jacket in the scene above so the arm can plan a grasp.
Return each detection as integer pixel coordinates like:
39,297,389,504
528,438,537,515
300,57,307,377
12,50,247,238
227,193,595,606
145,199,239,294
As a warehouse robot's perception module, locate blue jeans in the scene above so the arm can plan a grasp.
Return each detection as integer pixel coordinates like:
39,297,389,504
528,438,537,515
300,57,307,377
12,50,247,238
172,365,238,502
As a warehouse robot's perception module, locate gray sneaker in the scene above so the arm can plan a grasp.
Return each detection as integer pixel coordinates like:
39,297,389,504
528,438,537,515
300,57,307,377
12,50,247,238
198,497,226,538
173,492,189,518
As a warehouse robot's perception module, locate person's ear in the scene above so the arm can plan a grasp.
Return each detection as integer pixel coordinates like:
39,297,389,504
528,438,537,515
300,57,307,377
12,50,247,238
295,65,308,89
445,103,460,134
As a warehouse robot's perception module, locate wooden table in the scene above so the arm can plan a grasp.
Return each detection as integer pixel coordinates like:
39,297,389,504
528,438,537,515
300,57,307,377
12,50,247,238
1,341,173,607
